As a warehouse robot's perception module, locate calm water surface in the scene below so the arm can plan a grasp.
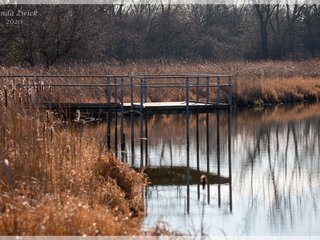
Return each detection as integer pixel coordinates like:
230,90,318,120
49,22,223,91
89,103,320,236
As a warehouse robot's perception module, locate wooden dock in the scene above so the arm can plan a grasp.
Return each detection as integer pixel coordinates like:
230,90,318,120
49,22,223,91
3,73,233,213
44,101,230,116
4,73,232,116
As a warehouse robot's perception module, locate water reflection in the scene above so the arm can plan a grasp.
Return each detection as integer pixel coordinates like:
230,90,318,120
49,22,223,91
84,103,320,236
105,109,233,215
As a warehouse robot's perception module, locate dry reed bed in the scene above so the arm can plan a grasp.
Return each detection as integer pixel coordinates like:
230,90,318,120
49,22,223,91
0,82,147,235
1,60,320,105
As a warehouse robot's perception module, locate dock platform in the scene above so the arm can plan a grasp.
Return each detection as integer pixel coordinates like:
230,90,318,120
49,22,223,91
44,101,230,115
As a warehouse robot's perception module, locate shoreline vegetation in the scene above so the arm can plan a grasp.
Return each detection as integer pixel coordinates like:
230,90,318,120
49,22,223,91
0,80,148,235
1,59,320,235
1,60,320,106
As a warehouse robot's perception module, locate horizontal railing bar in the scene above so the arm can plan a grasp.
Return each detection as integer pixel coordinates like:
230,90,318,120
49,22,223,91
141,75,232,79
137,84,231,88
16,83,231,88
0,74,232,78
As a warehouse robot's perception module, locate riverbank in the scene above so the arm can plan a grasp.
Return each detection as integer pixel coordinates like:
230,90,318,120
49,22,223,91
1,60,320,106
0,83,147,235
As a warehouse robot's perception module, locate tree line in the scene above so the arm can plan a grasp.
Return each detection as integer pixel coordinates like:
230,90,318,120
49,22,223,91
1,4,320,67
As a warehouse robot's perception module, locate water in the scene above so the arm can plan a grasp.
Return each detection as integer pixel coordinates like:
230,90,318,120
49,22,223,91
86,103,320,236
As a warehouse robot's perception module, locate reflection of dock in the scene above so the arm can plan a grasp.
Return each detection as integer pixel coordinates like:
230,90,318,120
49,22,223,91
140,166,230,185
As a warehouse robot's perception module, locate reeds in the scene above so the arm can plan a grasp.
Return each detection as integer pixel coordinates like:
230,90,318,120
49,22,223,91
0,80,147,235
1,59,319,106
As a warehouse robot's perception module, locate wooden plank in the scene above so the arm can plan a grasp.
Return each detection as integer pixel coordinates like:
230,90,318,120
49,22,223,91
43,101,230,114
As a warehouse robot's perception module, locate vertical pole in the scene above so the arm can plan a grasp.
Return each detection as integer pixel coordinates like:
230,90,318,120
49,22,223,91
196,76,199,103
196,113,200,201
130,77,135,165
186,77,190,214
120,77,124,161
145,112,148,166
228,108,233,212
35,76,40,104
217,76,221,104
217,112,221,207
114,77,118,157
144,77,148,103
228,76,232,106
106,77,111,149
206,76,210,104
206,112,210,204
4,87,7,108
140,78,144,169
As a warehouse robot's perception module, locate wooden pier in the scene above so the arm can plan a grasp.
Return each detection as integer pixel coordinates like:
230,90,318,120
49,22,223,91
44,101,230,116
6,74,232,116
1,73,233,213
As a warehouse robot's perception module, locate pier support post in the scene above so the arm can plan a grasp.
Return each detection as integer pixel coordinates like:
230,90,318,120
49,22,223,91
114,77,118,157
217,112,221,207
196,76,199,103
196,112,200,201
130,77,135,165
145,112,148,166
228,108,233,212
120,77,124,161
186,77,190,214
228,76,232,107
35,76,40,104
140,78,144,169
217,76,221,104
106,77,111,149
206,113,210,204
144,77,148,103
206,76,210,104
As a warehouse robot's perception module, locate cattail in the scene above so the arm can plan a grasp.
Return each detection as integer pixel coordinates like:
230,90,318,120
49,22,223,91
18,92,22,105
200,174,207,190
4,87,8,108
75,109,81,122
50,126,54,143
4,159,12,186
43,122,46,134
46,111,50,124
40,80,44,91
11,88,15,100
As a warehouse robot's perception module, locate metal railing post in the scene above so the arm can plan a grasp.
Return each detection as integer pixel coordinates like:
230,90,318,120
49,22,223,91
140,78,144,169
217,76,221,104
196,76,199,103
217,112,221,207
144,77,148,103
106,77,111,149
206,112,210,204
228,76,232,106
228,108,233,212
106,77,111,105
206,76,210,104
35,76,40,104
186,77,190,214
130,77,135,164
120,77,124,161
114,77,118,157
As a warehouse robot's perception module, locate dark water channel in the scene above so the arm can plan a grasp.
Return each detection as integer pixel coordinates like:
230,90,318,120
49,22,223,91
86,103,320,236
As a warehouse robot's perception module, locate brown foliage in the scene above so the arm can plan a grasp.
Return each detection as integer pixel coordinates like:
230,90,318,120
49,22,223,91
0,80,147,235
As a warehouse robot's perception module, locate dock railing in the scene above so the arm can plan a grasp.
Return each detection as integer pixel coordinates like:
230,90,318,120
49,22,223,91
1,74,232,112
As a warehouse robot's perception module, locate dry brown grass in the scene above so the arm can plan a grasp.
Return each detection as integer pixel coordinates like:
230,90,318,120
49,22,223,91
0,81,147,235
1,59,320,106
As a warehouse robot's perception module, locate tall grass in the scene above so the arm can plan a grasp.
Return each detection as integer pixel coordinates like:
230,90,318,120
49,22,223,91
0,81,147,235
1,60,320,106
